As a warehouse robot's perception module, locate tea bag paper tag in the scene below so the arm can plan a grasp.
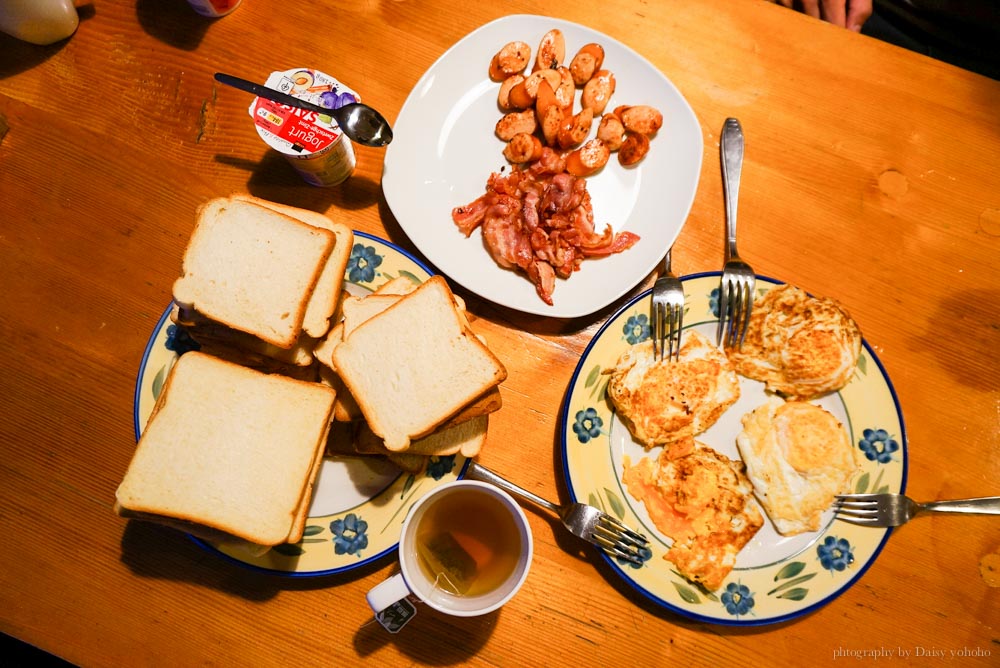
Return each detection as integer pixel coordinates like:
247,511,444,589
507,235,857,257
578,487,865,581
367,574,418,633
374,597,417,634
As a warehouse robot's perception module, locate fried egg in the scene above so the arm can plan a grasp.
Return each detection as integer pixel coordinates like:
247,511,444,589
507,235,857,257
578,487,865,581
736,396,859,535
606,330,740,456
622,442,763,591
726,284,861,400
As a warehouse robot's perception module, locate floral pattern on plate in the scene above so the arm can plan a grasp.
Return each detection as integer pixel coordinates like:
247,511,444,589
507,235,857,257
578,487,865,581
133,231,467,576
560,273,907,625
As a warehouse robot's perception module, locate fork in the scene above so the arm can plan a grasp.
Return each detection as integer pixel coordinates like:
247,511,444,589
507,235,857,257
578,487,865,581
834,493,1000,527
716,117,756,349
465,461,650,564
651,248,685,361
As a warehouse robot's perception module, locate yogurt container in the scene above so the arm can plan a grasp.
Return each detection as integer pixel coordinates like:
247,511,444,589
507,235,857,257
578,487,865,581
186,0,242,17
248,68,359,187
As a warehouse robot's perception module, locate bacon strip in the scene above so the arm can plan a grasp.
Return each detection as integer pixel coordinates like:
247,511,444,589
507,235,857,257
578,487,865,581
451,149,640,305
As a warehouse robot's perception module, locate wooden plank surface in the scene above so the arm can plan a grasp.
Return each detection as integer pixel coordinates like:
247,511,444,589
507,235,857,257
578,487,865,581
1,0,998,665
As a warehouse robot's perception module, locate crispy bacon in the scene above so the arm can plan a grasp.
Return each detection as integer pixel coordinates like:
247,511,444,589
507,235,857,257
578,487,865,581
451,148,640,305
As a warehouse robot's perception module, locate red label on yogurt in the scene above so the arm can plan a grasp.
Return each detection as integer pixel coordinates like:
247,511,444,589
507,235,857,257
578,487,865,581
251,99,340,153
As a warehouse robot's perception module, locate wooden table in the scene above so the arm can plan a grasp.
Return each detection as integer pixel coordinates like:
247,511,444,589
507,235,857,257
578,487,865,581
2,0,998,665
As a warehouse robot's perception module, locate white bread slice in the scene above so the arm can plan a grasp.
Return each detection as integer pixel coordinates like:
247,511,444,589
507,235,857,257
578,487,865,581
444,387,502,429
172,198,334,349
386,452,428,474
317,364,364,422
187,339,320,383
355,415,488,458
285,420,330,543
170,304,317,367
114,503,272,557
313,282,468,372
232,195,353,339
373,275,420,296
116,351,336,546
312,321,344,372
332,276,507,451
341,294,404,338
116,442,325,551
324,420,361,457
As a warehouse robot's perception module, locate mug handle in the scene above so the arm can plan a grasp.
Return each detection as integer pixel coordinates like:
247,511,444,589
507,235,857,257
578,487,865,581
367,574,418,633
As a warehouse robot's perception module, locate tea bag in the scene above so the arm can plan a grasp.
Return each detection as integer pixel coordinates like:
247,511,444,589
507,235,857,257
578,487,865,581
417,531,478,595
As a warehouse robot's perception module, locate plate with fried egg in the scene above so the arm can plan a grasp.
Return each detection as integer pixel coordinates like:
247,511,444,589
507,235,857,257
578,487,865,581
559,273,907,625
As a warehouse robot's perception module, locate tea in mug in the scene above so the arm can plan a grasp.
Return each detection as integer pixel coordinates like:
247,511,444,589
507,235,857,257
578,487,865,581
415,487,522,597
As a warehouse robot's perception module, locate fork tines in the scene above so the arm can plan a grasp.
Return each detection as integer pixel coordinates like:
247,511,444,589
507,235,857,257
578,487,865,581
591,514,649,565
651,248,685,362
717,272,754,349
832,494,880,524
652,297,684,362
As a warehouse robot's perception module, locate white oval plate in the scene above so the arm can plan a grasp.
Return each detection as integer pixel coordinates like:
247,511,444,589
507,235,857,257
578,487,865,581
382,14,703,318
560,274,908,624
133,232,469,576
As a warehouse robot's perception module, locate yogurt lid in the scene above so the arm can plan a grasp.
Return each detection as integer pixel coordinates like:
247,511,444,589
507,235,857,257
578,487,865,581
249,68,361,156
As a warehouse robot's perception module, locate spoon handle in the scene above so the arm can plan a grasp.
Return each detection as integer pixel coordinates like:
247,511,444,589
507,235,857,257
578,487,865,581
214,72,331,117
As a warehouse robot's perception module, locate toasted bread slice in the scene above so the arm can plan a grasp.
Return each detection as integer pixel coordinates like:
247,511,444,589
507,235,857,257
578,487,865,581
332,276,507,451
116,351,335,546
172,197,334,349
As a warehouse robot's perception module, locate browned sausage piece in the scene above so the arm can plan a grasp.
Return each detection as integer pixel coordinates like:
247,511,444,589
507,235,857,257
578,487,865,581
533,29,565,71
503,132,544,163
566,138,611,176
597,113,626,151
581,70,616,115
569,43,605,86
618,131,650,166
496,109,538,141
621,105,663,136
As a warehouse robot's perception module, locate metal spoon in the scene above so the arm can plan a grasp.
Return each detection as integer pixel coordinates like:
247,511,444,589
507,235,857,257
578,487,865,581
214,72,393,147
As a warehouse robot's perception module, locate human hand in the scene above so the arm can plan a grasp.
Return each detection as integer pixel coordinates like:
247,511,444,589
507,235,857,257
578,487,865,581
774,0,873,32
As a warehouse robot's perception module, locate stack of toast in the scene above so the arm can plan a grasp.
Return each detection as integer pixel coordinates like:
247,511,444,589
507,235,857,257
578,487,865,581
116,351,335,552
116,195,508,550
170,194,353,378
316,275,507,472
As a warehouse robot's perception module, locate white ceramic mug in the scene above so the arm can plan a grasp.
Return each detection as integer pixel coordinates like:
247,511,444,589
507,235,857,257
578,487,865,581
0,0,78,45
367,480,532,631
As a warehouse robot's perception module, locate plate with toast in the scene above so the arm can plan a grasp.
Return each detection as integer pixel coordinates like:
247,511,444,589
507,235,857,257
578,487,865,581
560,274,907,624
383,14,702,318
129,197,507,575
